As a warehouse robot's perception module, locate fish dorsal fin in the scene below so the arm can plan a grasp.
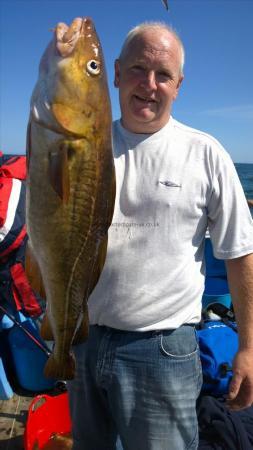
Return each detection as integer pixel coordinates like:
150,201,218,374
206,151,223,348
72,308,89,345
48,143,70,203
52,103,89,137
88,235,108,297
109,168,116,226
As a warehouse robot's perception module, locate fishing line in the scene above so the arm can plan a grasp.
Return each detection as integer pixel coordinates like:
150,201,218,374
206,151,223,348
0,304,52,357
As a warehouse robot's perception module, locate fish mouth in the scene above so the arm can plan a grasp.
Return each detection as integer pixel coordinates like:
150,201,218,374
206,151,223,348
80,17,94,35
56,17,95,57
57,17,93,41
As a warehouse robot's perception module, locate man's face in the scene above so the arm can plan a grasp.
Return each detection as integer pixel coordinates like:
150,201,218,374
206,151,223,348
114,29,184,133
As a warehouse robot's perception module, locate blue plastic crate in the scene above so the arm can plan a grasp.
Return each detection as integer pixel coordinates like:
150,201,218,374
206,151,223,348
205,238,227,278
8,318,55,392
0,354,13,400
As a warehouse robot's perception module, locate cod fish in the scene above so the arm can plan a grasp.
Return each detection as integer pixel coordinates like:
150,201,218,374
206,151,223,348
26,17,115,380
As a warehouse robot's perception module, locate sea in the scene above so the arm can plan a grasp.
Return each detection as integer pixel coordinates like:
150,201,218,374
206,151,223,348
235,163,253,216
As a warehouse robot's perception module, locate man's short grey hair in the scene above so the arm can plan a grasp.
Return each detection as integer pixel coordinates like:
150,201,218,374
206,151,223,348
118,22,185,75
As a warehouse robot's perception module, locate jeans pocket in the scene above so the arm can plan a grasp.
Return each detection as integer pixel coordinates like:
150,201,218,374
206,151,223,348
159,326,198,360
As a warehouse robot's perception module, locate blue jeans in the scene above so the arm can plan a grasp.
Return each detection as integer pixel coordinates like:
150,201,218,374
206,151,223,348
67,325,202,450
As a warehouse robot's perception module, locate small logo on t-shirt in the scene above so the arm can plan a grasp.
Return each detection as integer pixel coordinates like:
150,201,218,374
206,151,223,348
159,180,182,188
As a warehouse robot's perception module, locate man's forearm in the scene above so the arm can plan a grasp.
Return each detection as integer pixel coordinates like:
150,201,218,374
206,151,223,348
226,253,253,349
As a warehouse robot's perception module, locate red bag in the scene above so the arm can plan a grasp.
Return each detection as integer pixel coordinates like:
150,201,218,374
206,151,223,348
0,152,42,317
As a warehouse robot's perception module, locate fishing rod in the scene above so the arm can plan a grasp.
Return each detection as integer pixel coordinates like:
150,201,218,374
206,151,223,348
0,304,52,357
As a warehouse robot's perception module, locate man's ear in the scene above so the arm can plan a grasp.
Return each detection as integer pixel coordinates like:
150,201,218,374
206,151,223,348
173,74,184,100
114,59,120,87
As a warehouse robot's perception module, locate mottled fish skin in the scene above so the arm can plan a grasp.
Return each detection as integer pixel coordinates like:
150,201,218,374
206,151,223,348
26,17,115,380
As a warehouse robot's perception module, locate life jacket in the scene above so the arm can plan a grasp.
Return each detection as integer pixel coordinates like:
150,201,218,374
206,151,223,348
0,152,43,317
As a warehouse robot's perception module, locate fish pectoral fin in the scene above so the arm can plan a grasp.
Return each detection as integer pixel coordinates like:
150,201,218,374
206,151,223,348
40,312,54,341
25,242,46,300
52,103,87,136
72,310,89,345
48,144,70,203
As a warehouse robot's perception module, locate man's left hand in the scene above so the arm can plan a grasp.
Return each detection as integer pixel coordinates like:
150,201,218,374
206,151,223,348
226,349,253,410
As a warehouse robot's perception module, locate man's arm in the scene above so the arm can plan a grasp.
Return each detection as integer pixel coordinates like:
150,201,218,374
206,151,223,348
225,252,253,410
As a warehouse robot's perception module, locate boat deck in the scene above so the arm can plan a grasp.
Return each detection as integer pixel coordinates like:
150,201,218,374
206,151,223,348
0,384,64,450
0,387,33,450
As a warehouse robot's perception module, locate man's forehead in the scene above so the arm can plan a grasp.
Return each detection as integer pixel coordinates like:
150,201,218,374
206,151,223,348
124,31,179,58
127,52,170,67
132,30,175,47
124,43,178,66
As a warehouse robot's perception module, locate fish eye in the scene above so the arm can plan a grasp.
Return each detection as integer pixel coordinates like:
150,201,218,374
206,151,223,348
86,60,100,76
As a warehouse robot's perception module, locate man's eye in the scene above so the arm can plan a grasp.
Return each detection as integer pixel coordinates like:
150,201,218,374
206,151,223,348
158,72,171,80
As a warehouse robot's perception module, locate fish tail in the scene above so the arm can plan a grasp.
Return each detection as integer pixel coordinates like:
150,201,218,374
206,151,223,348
44,352,76,380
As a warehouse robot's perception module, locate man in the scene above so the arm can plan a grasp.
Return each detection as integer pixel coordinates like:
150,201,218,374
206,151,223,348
67,22,253,450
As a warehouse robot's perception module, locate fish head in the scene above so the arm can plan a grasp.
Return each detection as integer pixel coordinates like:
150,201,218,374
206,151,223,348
32,17,111,138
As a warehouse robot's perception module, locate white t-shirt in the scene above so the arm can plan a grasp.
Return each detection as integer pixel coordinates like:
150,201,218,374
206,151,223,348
88,117,253,331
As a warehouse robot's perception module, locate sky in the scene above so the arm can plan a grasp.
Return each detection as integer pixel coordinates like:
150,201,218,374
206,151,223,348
1,0,253,163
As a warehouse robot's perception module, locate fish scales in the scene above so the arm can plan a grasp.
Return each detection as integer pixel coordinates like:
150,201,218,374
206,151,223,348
26,17,115,380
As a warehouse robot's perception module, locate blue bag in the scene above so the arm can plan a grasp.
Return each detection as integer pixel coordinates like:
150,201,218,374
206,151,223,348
197,320,238,395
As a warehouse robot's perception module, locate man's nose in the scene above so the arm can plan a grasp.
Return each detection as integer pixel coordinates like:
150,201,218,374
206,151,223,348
140,71,157,90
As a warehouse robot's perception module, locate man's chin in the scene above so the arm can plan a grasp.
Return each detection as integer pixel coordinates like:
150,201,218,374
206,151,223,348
131,108,157,123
